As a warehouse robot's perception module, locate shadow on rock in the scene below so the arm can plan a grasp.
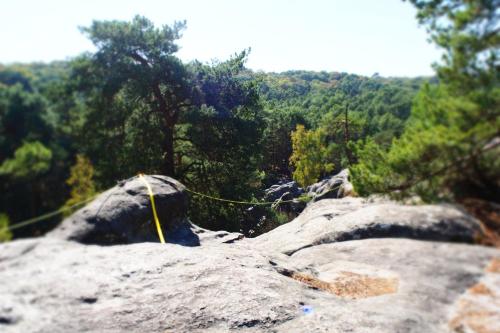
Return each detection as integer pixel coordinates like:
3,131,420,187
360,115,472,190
47,175,200,246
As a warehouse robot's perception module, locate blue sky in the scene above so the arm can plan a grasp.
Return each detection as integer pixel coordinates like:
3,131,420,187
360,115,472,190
0,0,442,77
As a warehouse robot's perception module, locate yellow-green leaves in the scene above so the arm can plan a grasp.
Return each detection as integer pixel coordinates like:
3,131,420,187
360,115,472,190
0,141,52,180
63,155,96,216
0,214,12,242
290,125,334,187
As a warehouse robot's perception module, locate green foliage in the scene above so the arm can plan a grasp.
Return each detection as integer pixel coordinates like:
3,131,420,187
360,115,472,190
0,14,449,238
355,83,499,200
350,139,392,196
0,82,50,157
260,71,424,130
0,213,12,242
271,210,290,225
79,15,190,176
178,52,265,232
409,0,498,92
290,125,334,187
74,19,265,232
0,141,52,179
0,65,73,238
261,106,307,182
320,105,362,168
259,71,424,183
297,193,313,203
63,155,96,216
353,0,500,202
0,65,33,91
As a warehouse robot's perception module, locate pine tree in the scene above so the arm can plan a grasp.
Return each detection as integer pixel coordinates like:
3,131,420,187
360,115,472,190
352,0,499,202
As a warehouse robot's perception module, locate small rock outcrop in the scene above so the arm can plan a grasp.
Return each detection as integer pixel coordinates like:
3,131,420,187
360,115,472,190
1,175,499,333
47,175,193,245
261,170,354,218
264,180,304,202
262,180,307,216
307,169,354,201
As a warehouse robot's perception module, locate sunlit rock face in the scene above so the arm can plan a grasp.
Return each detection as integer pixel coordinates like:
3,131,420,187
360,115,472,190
252,197,483,255
1,177,499,333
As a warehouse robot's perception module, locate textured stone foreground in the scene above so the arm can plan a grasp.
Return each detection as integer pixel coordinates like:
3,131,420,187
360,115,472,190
1,177,499,332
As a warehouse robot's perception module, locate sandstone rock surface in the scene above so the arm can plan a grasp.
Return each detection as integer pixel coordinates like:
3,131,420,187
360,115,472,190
252,197,484,255
1,176,498,333
1,236,498,333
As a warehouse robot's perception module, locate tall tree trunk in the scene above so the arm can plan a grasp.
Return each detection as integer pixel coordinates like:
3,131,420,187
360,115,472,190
162,124,175,176
151,83,176,177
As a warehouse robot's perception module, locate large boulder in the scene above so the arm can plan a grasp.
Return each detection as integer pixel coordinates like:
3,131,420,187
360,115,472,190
47,175,193,245
252,197,485,255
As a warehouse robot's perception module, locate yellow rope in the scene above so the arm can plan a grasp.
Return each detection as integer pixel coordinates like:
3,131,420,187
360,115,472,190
2,175,342,235
1,195,97,232
184,184,342,206
184,187,279,205
138,174,166,244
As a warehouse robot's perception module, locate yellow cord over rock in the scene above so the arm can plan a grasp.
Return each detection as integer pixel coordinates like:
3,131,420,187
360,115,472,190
138,174,166,244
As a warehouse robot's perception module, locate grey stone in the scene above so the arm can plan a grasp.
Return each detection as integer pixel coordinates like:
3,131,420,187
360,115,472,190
259,169,354,219
270,239,500,333
264,181,304,202
252,197,484,255
1,176,499,332
0,237,303,333
271,192,307,216
0,237,498,333
47,175,191,245
246,181,306,226
307,169,353,202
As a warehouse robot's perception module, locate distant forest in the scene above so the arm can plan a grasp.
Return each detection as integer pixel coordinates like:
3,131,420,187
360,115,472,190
0,0,498,240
